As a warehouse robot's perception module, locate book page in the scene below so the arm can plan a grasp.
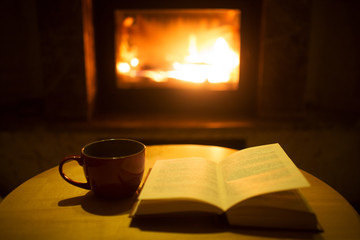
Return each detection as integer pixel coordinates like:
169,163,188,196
138,157,225,209
219,143,310,209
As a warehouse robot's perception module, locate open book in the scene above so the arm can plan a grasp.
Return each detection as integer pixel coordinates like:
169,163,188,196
131,143,320,230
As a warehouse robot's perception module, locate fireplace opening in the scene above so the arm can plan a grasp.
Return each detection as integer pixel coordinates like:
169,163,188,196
93,1,261,120
115,9,240,91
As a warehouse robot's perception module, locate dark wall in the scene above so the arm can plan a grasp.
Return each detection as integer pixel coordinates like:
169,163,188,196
0,0,88,121
306,0,360,117
0,0,42,110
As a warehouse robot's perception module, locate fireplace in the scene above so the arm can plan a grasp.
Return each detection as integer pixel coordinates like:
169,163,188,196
37,0,312,122
92,0,262,119
114,9,240,91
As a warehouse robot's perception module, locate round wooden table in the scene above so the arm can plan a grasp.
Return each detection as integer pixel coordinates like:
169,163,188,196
0,145,359,240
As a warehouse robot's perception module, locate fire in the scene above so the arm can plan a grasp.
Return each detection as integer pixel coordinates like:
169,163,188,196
116,62,131,73
115,9,241,89
169,36,239,84
116,35,239,85
130,58,139,67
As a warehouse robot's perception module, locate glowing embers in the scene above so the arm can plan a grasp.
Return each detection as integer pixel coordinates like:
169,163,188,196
115,9,240,90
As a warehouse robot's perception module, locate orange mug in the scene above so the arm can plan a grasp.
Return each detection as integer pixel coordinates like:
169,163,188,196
59,139,145,199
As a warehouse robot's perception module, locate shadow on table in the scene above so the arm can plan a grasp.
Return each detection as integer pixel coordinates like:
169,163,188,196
131,214,227,234
58,191,136,216
58,193,322,239
130,215,323,239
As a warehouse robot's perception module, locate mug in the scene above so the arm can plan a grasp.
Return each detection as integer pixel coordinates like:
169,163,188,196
59,139,145,199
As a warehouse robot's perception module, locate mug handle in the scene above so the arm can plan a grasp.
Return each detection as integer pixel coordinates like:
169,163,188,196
59,155,91,190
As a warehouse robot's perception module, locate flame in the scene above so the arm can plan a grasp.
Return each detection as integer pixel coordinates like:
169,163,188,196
116,62,131,73
170,36,239,83
116,35,239,85
130,58,139,67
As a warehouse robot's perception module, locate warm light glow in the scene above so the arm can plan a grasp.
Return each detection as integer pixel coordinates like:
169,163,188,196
123,17,134,27
170,36,239,84
116,62,131,73
116,36,239,84
115,9,241,90
130,58,139,67
169,62,208,83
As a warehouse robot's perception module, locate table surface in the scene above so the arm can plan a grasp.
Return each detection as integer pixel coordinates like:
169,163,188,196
0,144,359,240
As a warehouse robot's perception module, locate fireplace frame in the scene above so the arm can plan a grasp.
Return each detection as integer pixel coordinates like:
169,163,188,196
92,0,262,119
